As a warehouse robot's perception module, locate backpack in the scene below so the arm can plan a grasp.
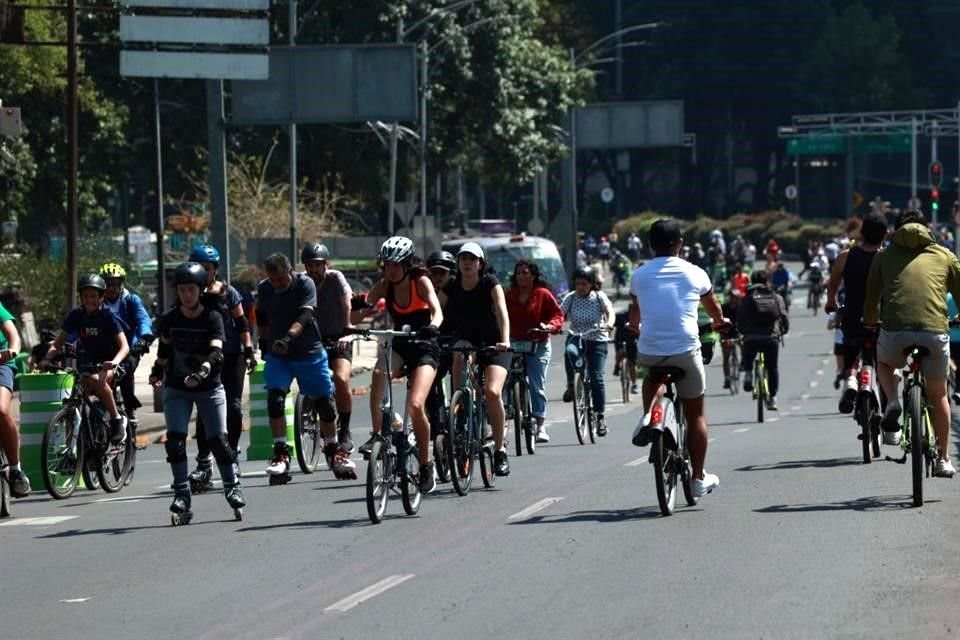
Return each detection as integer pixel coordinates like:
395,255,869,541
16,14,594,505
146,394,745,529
750,289,780,324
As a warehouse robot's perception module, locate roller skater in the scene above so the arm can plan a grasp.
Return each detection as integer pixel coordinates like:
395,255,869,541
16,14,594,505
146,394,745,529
224,481,245,520
266,441,292,485
170,491,193,526
188,460,214,494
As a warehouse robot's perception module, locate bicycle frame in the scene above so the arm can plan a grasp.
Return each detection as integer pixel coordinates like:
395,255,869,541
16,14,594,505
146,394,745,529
900,352,936,459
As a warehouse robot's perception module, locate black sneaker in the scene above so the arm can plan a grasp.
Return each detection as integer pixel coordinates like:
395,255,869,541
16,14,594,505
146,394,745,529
596,415,608,437
338,427,354,454
109,416,127,444
562,386,574,403
418,461,437,493
494,450,510,477
358,433,377,457
612,365,621,377
9,467,31,498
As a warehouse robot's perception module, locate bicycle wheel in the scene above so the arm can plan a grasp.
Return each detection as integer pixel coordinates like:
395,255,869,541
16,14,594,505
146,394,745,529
294,394,323,473
433,432,450,483
97,420,134,493
651,401,678,516
400,449,421,516
909,386,924,507
0,450,9,518
620,356,630,404
448,390,474,497
41,408,83,499
479,444,496,489
511,380,524,457
856,394,872,465
729,347,740,395
521,383,536,455
365,439,389,524
573,372,588,445
755,363,765,424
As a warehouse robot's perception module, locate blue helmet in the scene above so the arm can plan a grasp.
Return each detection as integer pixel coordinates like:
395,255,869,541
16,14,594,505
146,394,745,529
189,244,220,266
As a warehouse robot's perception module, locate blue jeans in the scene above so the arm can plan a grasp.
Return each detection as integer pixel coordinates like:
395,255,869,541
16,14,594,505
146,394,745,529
524,340,551,419
164,385,236,489
564,337,608,414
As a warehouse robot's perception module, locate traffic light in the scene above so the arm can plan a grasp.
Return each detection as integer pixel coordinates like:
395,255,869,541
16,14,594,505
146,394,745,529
932,188,940,214
930,160,944,189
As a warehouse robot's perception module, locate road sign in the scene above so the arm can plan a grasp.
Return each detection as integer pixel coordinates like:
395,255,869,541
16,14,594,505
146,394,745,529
527,217,545,235
784,184,798,200
854,134,911,155
787,136,844,155
394,202,417,226
575,101,684,150
908,196,922,210
600,188,615,204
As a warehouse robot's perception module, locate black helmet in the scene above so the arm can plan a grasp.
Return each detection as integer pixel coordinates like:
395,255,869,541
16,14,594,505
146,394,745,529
572,265,598,285
379,236,415,264
77,273,106,293
301,242,330,263
174,262,207,289
426,250,456,271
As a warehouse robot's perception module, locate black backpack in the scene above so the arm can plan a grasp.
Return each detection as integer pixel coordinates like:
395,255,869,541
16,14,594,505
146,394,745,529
750,289,780,324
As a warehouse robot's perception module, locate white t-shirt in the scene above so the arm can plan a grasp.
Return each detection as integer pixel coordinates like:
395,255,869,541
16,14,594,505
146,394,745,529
630,256,712,356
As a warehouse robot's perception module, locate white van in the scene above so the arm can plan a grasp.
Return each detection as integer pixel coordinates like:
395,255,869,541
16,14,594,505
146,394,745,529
442,234,569,297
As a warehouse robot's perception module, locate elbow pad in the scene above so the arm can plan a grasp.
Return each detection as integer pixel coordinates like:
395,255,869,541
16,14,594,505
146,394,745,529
233,314,250,334
157,340,173,360
207,347,224,370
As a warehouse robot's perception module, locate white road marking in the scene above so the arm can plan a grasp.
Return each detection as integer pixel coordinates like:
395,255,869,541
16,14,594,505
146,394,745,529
0,516,79,527
624,458,646,467
791,405,802,411
240,470,268,477
508,497,565,521
821,358,829,365
732,428,751,434
324,574,415,613
815,369,824,376
60,598,91,603
768,417,780,422
809,381,819,388
801,394,810,400
708,437,716,443
95,495,148,503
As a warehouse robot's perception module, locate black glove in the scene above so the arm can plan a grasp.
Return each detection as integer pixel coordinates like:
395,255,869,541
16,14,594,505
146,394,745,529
149,363,165,383
417,324,439,340
272,334,294,354
186,366,210,385
243,345,258,370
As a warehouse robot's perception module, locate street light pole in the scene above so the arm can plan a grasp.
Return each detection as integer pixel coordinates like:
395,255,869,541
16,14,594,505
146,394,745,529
387,17,403,236
289,0,298,261
66,0,78,309
419,39,428,257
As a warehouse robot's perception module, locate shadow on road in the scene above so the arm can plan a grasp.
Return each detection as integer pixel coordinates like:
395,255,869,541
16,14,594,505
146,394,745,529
236,517,369,532
35,521,220,537
736,457,861,471
755,495,931,513
508,507,673,524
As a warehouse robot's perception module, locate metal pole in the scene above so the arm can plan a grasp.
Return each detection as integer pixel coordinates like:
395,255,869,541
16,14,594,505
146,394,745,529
569,47,578,274
66,0,78,310
435,172,442,246
457,164,465,234
931,121,939,227
614,0,622,96
794,155,800,218
289,0,298,261
206,80,230,281
153,79,165,313
419,40,428,256
387,17,403,235
910,117,918,202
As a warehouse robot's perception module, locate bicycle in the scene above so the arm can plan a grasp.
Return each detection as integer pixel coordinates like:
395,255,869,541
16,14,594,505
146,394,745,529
40,360,134,499
644,365,698,516
0,447,10,517
724,337,740,395
347,326,426,524
567,328,604,445
897,346,939,507
505,338,537,457
807,280,823,315
751,347,769,423
616,339,635,405
852,329,882,464
444,343,502,496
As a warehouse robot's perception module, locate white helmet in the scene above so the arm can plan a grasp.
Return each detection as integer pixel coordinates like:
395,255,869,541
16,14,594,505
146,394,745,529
379,236,415,263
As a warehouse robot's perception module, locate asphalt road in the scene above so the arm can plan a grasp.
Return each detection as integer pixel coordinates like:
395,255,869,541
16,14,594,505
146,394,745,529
4,299,960,639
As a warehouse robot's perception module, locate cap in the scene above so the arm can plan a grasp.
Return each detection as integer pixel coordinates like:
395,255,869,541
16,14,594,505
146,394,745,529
458,242,485,260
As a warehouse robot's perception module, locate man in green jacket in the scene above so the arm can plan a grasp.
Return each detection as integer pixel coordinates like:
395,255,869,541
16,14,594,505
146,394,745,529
863,209,960,477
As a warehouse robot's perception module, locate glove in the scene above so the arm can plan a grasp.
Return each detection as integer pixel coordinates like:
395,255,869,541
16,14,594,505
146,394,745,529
243,345,258,371
149,363,165,384
272,334,293,354
185,365,210,387
417,324,439,340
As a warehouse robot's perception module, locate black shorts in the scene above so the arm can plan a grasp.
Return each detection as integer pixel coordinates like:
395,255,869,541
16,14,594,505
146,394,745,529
325,344,353,364
391,338,439,372
477,350,512,372
617,339,638,362
834,342,844,356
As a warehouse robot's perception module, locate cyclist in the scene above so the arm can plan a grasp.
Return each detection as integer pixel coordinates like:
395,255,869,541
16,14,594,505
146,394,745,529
630,219,727,498
612,308,640,396
99,263,153,433
771,262,792,310
149,262,244,520
560,265,615,436
187,244,257,490
720,289,742,389
627,232,642,263
505,259,564,443
863,208,960,477
43,274,129,443
301,241,356,455
806,259,825,313
358,237,443,493
440,242,513,474
738,270,789,411
255,253,353,482
597,236,611,268
0,301,29,497
425,250,456,440
730,263,749,297
764,238,781,267
426,250,456,291
825,211,886,417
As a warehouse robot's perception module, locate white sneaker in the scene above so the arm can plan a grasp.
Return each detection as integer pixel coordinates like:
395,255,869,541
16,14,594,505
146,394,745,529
934,458,956,478
882,430,901,446
535,426,550,443
692,472,719,498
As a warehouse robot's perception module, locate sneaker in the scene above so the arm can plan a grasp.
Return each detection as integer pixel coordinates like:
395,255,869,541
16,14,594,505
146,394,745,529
109,416,128,444
722,379,730,389
494,449,510,477
880,402,902,432
742,371,754,392
953,392,960,405
9,467,31,498
833,374,842,390
630,382,639,395
418,460,437,493
562,385,574,403
765,397,778,411
56,448,77,475
535,425,551,443
596,415,608,437
882,430,901,446
934,458,956,478
337,427,354,454
265,442,291,476
358,433,377,457
691,472,720,498
838,377,857,414
612,365,621,377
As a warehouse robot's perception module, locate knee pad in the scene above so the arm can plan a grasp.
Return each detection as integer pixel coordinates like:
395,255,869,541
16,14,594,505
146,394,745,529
314,395,336,423
207,433,235,465
267,388,287,419
164,432,188,464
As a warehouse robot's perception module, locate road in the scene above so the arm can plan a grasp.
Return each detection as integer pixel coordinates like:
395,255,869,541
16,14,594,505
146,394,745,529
3,300,960,639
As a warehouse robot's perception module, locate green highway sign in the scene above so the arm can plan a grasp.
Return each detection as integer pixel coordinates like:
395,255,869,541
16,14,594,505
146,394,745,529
853,134,911,154
787,133,912,156
787,135,844,155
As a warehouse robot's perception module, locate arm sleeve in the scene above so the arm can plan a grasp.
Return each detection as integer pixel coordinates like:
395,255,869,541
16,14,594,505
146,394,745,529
695,266,712,296
131,295,154,340
541,290,564,332
862,255,883,325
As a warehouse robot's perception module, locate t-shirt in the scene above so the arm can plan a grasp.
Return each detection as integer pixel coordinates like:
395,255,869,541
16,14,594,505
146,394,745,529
256,272,321,359
560,290,612,342
62,306,125,366
0,301,13,355
443,273,502,345
156,306,225,392
314,269,352,339
201,282,244,353
631,256,712,356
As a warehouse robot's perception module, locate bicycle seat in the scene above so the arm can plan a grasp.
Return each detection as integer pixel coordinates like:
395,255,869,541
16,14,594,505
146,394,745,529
904,346,930,358
647,366,687,382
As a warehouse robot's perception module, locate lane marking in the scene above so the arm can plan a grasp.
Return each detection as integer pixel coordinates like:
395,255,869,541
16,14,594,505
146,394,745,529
732,428,751,433
137,459,163,464
95,495,148,503
624,458,646,467
815,369,824,376
0,515,79,527
240,470,268,477
821,358,829,365
809,381,819,388
508,497,564,521
708,437,716,443
791,405,802,411
324,574,415,613
801,393,810,400
60,597,91,603
768,417,780,423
